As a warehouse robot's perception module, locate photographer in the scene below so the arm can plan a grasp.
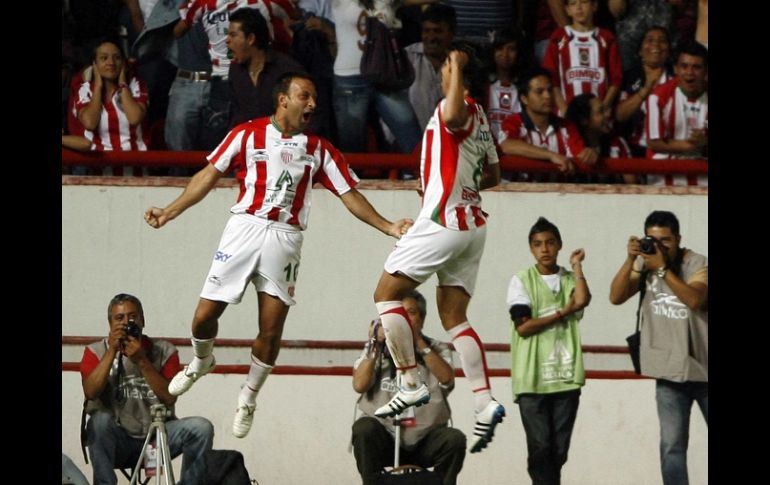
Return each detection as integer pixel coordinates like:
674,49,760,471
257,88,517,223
609,211,708,485
80,293,213,485
351,290,466,485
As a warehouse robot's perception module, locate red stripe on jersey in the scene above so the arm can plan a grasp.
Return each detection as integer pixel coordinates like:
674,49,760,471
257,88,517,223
433,106,469,226
246,161,267,214
104,99,121,150
210,126,244,165
471,206,485,227
452,327,490,391
238,130,252,206
93,132,104,151
436,126,459,226
422,130,434,199
455,207,468,230
287,165,311,225
267,206,281,220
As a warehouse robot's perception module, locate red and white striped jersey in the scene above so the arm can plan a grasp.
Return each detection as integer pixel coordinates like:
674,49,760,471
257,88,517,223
618,70,672,148
208,117,360,229
484,80,522,142
418,98,499,231
543,26,622,106
180,0,240,78
262,0,298,52
73,74,149,152
180,0,274,78
498,110,585,158
645,77,708,186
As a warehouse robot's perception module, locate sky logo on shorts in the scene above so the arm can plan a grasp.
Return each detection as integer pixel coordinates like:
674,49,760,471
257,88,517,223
214,251,232,262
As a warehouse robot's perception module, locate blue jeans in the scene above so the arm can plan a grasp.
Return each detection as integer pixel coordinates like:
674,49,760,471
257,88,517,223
518,390,581,485
333,74,421,153
165,77,211,152
656,379,708,485
86,410,214,485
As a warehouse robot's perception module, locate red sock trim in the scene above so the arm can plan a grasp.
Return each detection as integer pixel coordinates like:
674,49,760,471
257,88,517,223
452,326,491,390
380,305,414,332
396,364,418,371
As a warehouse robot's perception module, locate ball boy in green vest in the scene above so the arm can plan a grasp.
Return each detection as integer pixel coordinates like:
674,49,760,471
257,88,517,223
505,217,591,484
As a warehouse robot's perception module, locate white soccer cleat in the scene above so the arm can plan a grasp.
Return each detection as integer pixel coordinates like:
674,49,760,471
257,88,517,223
168,356,216,396
232,398,256,439
469,399,506,453
374,384,430,418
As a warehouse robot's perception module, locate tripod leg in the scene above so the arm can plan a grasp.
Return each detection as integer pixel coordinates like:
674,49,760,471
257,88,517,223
130,424,156,485
156,422,176,485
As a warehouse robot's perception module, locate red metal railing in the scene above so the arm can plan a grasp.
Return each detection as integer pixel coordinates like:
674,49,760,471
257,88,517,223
62,149,707,176
61,336,645,379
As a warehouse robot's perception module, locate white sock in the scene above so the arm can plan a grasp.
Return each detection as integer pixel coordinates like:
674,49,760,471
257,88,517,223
188,337,215,372
239,354,273,404
376,301,420,389
473,389,493,413
448,322,492,412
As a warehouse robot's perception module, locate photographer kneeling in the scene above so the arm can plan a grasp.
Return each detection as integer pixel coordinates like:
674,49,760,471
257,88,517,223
80,293,213,485
609,211,708,485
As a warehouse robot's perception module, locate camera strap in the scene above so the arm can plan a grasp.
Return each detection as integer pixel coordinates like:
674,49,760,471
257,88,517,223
635,271,648,334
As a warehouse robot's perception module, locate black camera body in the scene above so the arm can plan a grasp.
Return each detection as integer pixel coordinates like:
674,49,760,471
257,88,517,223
639,236,658,255
124,319,142,339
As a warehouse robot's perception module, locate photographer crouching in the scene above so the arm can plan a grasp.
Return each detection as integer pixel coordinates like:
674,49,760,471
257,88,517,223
609,211,707,485
80,293,213,485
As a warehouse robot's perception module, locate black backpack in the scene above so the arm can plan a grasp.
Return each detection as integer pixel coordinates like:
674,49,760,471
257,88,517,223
205,449,251,485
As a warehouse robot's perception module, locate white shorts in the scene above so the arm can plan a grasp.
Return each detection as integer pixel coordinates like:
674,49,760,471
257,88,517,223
384,217,486,295
200,214,303,306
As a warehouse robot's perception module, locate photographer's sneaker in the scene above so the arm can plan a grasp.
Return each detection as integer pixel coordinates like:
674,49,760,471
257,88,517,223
374,384,430,418
232,398,256,438
469,399,506,453
168,356,216,396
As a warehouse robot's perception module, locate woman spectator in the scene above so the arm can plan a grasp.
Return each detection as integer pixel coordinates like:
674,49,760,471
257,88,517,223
71,39,149,153
566,92,632,183
66,39,150,175
615,26,673,158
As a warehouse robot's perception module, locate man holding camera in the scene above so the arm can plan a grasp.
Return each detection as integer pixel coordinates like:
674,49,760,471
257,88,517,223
609,211,708,485
80,293,214,485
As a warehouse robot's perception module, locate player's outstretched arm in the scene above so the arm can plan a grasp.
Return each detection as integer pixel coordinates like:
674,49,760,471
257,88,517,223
340,188,413,238
144,164,223,229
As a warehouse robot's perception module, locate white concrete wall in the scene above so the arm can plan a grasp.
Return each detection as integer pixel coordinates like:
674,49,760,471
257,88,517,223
62,373,708,485
62,183,708,484
62,184,707,345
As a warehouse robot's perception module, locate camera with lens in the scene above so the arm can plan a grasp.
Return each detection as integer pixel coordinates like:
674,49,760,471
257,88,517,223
639,236,658,255
124,319,141,339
